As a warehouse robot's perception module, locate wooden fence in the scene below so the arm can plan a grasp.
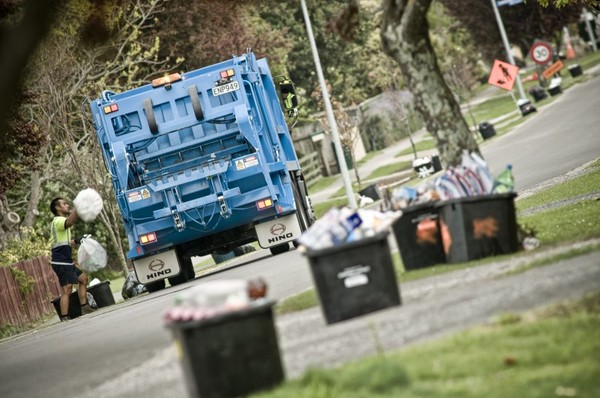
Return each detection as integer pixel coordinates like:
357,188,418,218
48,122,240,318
299,152,322,187
0,256,62,328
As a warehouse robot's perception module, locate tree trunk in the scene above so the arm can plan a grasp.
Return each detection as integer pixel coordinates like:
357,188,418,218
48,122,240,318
380,0,480,167
22,170,42,229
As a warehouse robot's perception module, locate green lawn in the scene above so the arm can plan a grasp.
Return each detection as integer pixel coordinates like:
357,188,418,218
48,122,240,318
395,139,437,157
258,292,600,398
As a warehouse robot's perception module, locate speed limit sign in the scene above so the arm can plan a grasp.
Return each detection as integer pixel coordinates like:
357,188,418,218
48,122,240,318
529,41,553,65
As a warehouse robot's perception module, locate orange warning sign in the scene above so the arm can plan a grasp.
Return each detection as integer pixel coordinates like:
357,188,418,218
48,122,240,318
488,60,519,91
542,60,565,80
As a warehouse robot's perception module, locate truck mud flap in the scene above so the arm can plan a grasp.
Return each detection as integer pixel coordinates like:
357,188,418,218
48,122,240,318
255,214,302,248
133,249,180,285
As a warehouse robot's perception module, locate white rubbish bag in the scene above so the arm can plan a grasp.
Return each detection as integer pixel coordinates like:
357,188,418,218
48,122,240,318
78,236,108,272
73,188,103,222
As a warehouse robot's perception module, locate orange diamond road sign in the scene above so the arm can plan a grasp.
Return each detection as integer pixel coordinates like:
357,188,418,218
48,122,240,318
488,59,519,91
542,60,565,79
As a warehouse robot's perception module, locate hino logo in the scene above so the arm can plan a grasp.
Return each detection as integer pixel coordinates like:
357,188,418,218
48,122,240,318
147,268,172,280
268,232,293,244
148,259,165,272
270,223,286,236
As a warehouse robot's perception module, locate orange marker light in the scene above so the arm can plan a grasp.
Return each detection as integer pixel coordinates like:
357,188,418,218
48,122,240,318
103,103,119,114
256,198,274,210
140,232,157,245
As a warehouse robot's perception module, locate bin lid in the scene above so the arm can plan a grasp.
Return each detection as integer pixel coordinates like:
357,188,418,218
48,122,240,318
164,300,275,330
302,230,390,258
433,192,517,208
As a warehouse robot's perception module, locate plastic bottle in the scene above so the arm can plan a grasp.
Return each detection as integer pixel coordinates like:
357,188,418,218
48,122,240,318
493,164,515,193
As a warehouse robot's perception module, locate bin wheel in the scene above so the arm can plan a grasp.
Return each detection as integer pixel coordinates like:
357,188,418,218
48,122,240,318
145,279,165,293
270,243,290,255
188,85,204,121
143,98,159,134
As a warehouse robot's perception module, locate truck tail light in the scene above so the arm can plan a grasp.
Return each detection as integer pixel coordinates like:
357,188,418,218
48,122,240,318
220,69,235,79
256,198,273,210
103,103,119,114
140,232,157,244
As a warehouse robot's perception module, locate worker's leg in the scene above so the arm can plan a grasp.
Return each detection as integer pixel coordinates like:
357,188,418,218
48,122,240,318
77,271,88,305
60,283,73,320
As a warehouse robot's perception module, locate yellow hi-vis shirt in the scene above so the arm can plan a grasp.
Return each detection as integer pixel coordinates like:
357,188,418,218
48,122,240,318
50,216,73,265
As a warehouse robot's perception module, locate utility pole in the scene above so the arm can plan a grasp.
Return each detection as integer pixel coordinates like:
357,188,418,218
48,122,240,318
491,0,527,102
300,0,357,209
582,8,598,52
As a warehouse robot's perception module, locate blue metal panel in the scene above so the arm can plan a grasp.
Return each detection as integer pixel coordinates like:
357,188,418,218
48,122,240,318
90,51,300,260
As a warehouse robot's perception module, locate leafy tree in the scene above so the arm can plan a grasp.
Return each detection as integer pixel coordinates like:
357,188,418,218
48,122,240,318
381,0,480,167
443,0,583,64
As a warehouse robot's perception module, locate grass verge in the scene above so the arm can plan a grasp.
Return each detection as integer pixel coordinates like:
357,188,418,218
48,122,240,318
258,292,600,398
277,157,600,315
395,139,437,157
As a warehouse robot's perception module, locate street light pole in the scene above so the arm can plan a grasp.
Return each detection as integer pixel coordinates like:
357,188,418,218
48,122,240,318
490,0,527,101
300,0,357,209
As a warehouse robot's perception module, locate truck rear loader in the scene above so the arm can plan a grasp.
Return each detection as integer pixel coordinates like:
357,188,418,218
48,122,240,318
89,50,314,291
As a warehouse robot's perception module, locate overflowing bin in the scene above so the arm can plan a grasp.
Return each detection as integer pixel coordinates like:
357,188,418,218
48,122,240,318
435,193,518,263
87,280,115,308
166,300,284,398
304,231,401,324
392,202,446,270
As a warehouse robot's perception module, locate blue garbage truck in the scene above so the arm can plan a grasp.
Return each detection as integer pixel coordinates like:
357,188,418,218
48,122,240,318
89,50,314,291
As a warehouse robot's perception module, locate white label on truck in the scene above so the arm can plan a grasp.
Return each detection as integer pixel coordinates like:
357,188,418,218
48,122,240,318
235,155,259,171
255,214,302,248
128,191,142,203
133,249,180,285
212,81,240,97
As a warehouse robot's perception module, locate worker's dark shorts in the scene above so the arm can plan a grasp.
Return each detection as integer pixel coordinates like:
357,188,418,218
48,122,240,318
51,263,82,286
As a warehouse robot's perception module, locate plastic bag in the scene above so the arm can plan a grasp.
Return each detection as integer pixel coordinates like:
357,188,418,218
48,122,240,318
121,272,147,300
73,188,103,222
77,236,108,272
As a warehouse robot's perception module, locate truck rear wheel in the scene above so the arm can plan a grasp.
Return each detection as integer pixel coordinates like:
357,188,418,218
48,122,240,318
145,279,165,293
270,243,290,255
291,172,316,248
169,248,196,286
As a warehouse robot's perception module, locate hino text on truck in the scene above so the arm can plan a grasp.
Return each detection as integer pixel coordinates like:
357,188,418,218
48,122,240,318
89,50,315,292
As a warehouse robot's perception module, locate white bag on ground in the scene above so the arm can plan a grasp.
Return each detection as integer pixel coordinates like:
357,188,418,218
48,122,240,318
74,188,103,222
78,236,108,272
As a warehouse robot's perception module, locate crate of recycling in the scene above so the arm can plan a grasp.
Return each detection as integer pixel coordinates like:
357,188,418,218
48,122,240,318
298,207,402,324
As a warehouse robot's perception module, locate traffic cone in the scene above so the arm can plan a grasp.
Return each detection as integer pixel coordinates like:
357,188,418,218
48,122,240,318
566,41,576,59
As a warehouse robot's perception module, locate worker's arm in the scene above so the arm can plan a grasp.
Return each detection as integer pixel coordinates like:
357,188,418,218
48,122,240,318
65,208,79,228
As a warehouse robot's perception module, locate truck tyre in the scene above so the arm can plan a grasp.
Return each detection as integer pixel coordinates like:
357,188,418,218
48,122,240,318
145,279,165,293
188,85,204,120
143,98,159,134
212,251,235,264
270,243,290,255
169,249,196,286
291,172,316,248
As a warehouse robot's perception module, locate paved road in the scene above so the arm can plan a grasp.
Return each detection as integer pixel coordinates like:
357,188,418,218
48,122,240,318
1,73,599,398
482,71,600,191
